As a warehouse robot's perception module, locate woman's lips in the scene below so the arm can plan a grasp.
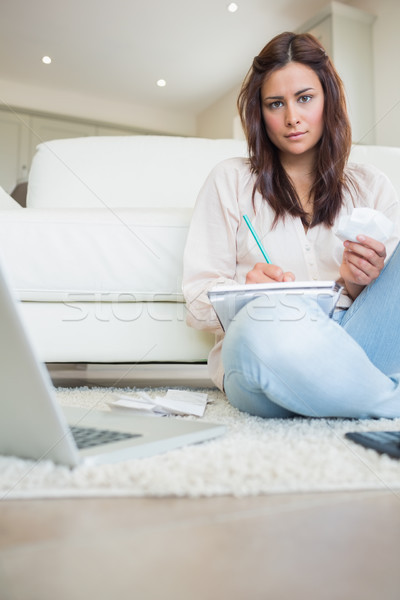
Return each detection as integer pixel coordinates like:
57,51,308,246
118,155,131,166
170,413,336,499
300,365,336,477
286,131,306,139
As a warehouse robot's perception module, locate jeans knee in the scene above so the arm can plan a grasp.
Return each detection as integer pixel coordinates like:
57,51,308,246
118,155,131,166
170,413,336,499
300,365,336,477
222,294,330,378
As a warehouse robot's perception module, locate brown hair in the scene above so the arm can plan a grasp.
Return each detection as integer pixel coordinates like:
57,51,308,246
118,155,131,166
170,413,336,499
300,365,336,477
237,31,353,228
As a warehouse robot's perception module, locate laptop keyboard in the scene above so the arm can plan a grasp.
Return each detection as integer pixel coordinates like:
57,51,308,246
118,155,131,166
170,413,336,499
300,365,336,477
70,425,141,450
345,431,400,458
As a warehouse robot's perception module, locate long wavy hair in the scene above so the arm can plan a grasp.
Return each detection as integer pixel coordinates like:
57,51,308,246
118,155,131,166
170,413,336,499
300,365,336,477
237,32,353,228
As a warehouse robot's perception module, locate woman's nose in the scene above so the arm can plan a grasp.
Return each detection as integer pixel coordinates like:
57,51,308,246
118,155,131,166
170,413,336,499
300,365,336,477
286,109,300,126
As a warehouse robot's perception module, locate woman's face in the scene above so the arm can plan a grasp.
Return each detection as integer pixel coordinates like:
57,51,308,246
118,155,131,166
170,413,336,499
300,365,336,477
261,62,325,162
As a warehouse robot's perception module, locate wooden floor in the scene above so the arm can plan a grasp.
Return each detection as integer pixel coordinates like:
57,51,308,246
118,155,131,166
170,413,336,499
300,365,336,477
2,491,400,599
2,365,400,599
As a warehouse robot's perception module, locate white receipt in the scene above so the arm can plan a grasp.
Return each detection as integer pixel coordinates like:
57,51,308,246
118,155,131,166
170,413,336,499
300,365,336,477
109,389,209,417
335,207,394,243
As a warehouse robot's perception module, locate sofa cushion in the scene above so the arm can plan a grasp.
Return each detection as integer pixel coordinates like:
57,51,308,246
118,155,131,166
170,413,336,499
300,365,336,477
0,208,192,301
27,135,248,209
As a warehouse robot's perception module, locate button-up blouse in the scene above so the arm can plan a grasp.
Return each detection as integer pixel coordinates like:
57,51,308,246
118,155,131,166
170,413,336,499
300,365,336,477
182,157,400,391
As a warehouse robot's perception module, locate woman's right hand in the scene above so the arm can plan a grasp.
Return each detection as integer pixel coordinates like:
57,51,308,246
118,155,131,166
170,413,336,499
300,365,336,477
246,263,295,284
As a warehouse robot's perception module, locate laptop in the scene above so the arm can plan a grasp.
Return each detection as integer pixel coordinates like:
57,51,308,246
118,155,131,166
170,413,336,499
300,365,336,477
0,260,225,467
208,280,342,331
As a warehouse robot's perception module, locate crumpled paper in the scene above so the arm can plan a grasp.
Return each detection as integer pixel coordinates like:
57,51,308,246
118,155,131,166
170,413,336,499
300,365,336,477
335,207,394,243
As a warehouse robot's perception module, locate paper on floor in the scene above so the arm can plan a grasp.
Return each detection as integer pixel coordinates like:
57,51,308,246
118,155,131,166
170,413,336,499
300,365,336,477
109,389,209,417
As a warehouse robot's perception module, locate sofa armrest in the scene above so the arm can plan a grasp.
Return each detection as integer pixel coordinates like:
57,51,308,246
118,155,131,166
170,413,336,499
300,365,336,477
0,186,23,210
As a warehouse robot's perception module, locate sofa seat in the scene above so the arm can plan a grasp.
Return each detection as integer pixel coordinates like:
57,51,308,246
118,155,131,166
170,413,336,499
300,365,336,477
16,300,213,363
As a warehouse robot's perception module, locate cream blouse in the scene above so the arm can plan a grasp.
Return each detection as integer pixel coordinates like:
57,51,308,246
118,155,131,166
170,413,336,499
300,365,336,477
182,157,400,391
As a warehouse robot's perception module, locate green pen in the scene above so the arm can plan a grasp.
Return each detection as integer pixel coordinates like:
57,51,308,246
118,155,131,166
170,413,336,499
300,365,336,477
243,214,272,264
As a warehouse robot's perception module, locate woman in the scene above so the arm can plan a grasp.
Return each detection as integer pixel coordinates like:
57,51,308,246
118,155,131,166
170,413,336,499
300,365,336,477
183,32,400,419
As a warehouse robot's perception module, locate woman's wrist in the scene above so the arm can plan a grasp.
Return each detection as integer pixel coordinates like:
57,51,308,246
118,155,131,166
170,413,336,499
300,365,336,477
343,279,366,301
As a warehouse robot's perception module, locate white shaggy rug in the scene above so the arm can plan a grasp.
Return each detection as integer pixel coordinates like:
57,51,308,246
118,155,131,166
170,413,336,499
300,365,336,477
2,386,400,500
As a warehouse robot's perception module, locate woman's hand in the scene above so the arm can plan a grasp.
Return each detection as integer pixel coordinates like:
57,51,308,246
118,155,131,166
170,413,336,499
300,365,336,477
340,235,386,299
246,263,295,284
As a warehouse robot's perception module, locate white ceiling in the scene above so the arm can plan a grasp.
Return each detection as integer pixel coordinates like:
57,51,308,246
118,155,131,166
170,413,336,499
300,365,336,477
1,0,343,117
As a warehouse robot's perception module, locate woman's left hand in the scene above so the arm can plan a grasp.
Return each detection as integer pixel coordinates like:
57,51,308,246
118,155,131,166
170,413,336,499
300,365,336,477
340,235,386,298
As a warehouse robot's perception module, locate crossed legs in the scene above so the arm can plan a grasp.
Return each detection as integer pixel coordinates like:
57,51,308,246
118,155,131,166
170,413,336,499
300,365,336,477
222,243,400,419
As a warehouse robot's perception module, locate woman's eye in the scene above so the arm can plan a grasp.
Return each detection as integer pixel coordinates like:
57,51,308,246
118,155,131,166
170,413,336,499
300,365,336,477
298,95,312,103
269,100,283,109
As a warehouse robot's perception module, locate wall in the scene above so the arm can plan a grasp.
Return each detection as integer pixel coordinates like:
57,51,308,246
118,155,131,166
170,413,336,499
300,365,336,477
196,86,240,139
2,1,399,143
348,0,400,146
0,78,196,138
196,0,400,146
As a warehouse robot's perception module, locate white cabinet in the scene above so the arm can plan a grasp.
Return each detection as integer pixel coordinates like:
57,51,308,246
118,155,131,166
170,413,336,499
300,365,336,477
298,1,376,144
0,110,30,193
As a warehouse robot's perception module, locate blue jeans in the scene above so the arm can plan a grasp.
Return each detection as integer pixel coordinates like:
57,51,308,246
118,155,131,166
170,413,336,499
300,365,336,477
222,242,400,419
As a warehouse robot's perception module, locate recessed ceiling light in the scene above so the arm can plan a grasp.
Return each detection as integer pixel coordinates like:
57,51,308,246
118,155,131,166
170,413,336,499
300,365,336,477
42,56,52,65
227,2,238,12
156,79,167,87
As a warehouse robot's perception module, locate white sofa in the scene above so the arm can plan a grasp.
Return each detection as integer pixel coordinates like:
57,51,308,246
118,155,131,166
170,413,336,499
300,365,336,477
1,136,400,368
0,135,247,364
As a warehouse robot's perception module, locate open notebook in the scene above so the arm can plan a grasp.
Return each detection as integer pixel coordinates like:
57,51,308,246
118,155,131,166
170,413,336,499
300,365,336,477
208,280,342,331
